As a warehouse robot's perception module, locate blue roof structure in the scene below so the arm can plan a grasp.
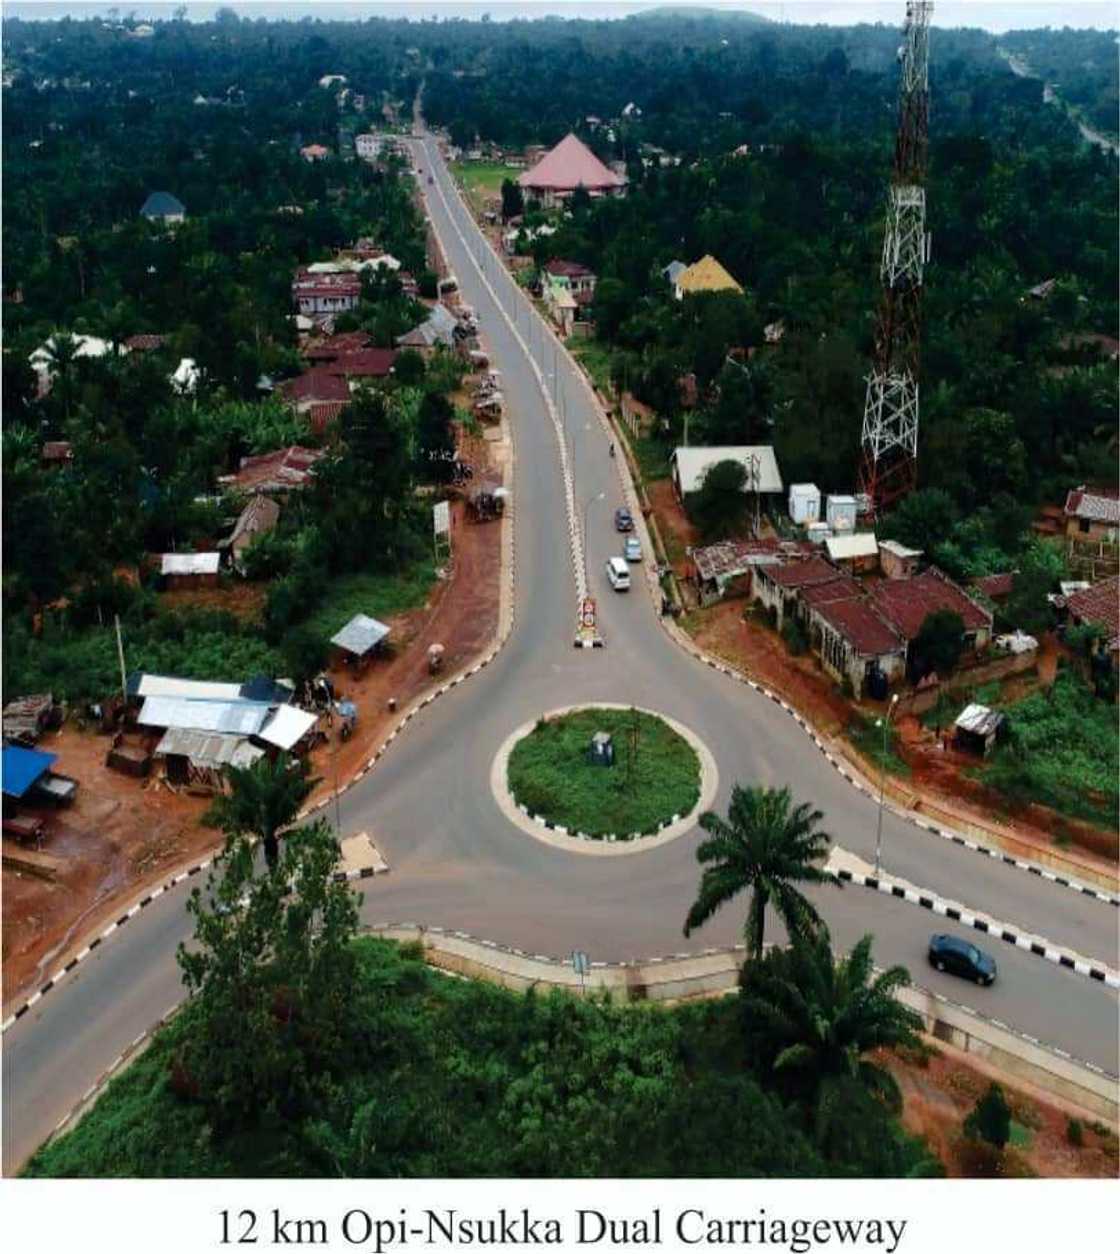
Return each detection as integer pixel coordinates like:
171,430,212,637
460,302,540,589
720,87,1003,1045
2,745,58,799
140,191,186,219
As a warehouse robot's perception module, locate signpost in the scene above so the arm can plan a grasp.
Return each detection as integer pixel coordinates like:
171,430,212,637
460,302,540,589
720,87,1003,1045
433,499,451,563
575,596,602,648
571,949,590,997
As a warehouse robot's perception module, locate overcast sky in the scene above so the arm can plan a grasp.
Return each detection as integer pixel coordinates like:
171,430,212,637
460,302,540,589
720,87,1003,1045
3,0,1117,31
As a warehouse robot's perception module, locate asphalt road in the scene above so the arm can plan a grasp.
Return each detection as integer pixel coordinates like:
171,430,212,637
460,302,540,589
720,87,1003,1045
3,125,1116,1173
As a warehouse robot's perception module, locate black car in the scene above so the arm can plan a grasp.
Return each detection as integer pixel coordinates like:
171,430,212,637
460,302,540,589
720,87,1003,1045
614,507,634,532
928,933,997,986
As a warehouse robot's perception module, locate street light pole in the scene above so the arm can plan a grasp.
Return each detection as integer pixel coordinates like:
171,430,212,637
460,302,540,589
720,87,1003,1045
582,491,605,589
874,693,900,876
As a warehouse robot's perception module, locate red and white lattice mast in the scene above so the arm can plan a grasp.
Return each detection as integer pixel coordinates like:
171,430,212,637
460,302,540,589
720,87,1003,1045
858,1,932,517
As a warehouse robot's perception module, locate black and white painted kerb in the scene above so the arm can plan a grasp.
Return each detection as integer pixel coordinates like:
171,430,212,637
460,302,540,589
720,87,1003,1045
833,865,1120,989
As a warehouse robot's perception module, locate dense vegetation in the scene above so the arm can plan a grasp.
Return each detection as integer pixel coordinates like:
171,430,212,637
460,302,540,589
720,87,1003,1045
27,780,935,1179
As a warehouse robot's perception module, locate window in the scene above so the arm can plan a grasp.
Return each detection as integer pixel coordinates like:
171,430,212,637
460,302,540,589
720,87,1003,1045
1079,518,1091,533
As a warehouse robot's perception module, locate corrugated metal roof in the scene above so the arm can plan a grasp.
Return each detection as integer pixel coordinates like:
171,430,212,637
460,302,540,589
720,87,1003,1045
128,673,244,701
825,533,879,562
673,446,783,495
2,744,58,799
162,552,220,576
154,728,264,770
955,703,1006,737
331,613,390,656
258,705,319,750
138,696,273,735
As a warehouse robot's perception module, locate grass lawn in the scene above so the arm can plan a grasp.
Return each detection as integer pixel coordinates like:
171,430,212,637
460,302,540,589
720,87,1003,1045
507,707,700,836
630,433,673,483
846,712,911,778
570,339,615,396
303,563,437,642
451,161,517,211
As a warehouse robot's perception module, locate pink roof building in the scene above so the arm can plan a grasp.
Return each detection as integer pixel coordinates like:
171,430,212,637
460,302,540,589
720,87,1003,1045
518,133,626,207
219,446,325,495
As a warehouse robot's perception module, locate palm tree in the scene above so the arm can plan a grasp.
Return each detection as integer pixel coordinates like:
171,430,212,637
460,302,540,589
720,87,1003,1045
740,930,922,1144
212,753,318,873
683,784,838,958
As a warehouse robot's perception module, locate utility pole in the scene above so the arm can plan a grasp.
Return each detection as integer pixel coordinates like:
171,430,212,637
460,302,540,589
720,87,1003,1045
114,614,128,707
858,1,932,519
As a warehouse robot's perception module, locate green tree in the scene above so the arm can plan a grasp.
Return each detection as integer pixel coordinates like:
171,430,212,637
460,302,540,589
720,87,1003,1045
1002,539,1065,637
175,817,359,1133
964,1082,1012,1151
281,626,328,696
688,458,749,541
393,348,427,387
684,784,838,958
912,609,966,679
739,931,924,1156
500,177,524,222
210,752,317,873
881,488,957,556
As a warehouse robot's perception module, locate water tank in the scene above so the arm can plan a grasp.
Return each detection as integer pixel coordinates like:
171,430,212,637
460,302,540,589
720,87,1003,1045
826,494,858,532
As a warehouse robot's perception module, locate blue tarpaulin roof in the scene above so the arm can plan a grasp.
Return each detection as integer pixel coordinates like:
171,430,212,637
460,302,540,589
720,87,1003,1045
2,744,58,799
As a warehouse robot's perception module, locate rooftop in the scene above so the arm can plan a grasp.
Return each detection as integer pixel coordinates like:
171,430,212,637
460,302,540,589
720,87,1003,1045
868,568,992,640
140,191,185,218
768,556,841,590
825,533,880,563
518,133,626,192
813,596,905,657
799,572,862,608
672,445,782,495
1066,575,1120,648
692,538,783,583
955,703,1006,737
278,368,351,404
972,571,1016,600
154,728,264,772
545,258,596,278
161,552,221,576
220,446,325,494
331,613,391,657
2,744,58,799
1064,486,1120,526
328,348,398,378
675,254,743,296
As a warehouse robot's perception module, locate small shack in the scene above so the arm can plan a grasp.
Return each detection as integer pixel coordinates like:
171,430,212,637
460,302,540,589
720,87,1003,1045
2,693,63,746
226,497,281,572
330,614,391,671
825,533,880,574
879,539,923,581
153,728,264,791
953,703,1007,758
255,705,321,756
161,552,221,589
1,744,78,807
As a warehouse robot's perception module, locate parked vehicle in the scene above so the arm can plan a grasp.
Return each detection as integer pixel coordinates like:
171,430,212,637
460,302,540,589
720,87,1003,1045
606,557,631,591
614,507,634,532
624,536,642,562
928,934,997,985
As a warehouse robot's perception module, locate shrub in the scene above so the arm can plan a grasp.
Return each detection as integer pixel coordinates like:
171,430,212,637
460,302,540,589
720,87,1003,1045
964,1082,1011,1150
1066,1118,1084,1147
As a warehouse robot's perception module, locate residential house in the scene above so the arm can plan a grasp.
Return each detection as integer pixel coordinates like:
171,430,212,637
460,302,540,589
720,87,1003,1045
1065,575,1119,664
300,143,331,162
329,347,398,386
304,330,371,364
953,704,1007,757
868,568,993,666
355,133,382,160
226,497,281,571
29,333,118,395
395,303,459,354
806,594,907,699
662,260,687,287
753,556,845,630
160,552,221,589
291,268,362,317
140,191,186,225
542,259,597,336
124,333,167,353
40,440,73,469
690,539,786,606
673,255,743,300
971,571,1016,606
219,446,325,495
517,133,626,208
277,367,351,415
671,445,783,506
1063,485,1120,545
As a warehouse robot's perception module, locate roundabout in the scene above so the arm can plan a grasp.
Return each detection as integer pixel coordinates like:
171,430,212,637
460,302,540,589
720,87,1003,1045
491,703,719,856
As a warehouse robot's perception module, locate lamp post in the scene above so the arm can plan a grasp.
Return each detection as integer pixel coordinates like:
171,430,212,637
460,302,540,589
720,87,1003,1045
583,491,605,589
874,693,900,876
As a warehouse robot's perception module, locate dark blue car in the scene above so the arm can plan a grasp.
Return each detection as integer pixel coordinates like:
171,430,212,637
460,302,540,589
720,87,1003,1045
928,933,997,986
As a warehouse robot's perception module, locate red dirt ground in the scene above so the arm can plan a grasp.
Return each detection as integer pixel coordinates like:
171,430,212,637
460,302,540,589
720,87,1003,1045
885,1043,1119,1178
158,580,269,621
2,429,503,1014
681,597,1118,877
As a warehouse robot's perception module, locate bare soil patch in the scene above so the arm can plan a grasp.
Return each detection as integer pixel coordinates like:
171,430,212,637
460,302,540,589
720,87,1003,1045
158,580,268,622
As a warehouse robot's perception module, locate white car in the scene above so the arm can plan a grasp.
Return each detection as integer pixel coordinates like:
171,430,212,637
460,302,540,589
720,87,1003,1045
606,556,631,591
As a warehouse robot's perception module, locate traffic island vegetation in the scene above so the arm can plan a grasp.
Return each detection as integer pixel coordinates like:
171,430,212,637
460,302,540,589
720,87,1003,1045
507,707,701,836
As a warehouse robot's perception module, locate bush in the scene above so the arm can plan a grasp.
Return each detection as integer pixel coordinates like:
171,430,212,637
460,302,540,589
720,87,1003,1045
1066,1118,1084,1147
964,1082,1011,1150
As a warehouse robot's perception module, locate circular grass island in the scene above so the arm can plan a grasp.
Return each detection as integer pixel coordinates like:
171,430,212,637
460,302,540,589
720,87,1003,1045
507,706,701,839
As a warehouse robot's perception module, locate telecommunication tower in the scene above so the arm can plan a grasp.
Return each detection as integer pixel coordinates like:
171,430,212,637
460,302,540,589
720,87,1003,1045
858,1,932,517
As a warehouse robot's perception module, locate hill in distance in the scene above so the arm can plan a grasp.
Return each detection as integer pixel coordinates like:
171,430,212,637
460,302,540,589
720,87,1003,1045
627,6,773,23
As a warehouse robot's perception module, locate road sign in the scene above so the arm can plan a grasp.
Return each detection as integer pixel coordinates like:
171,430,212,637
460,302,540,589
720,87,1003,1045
575,597,602,647
433,500,451,537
